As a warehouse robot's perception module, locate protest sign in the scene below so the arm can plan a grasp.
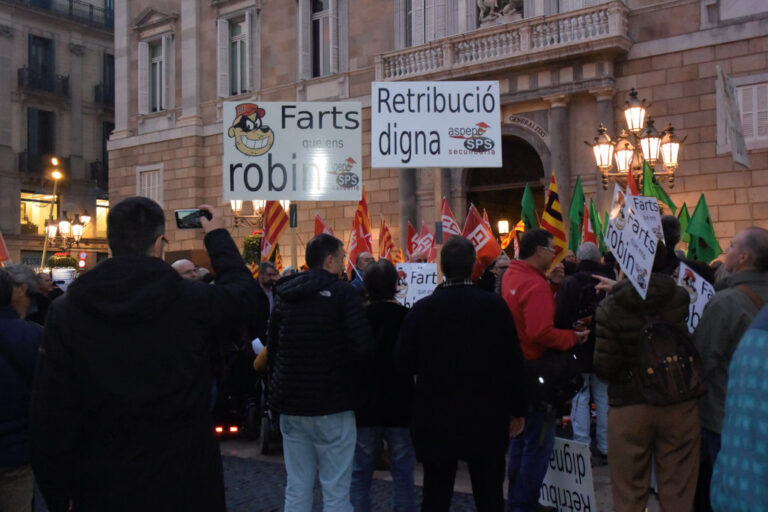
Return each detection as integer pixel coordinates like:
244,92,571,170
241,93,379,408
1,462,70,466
604,184,659,300
677,262,716,333
627,195,663,242
222,101,362,201
395,263,439,307
539,438,596,511
371,81,502,168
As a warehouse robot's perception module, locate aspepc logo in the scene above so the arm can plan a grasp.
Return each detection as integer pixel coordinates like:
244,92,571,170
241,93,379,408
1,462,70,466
327,157,360,189
227,103,275,156
448,122,495,153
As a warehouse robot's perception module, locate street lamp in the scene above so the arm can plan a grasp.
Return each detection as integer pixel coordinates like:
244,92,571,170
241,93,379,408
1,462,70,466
230,199,290,227
498,220,510,235
40,160,63,269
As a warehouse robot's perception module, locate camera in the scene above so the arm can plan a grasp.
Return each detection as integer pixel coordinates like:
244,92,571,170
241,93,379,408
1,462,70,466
174,209,212,229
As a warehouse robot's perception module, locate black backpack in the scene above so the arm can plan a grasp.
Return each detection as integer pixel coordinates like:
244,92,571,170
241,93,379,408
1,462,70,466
631,314,706,406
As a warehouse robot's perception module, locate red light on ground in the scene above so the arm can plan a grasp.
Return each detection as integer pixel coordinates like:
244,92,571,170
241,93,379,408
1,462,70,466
215,426,223,433
229,426,239,433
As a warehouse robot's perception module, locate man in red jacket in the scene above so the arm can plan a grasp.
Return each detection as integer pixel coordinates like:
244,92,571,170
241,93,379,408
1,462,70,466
501,228,588,512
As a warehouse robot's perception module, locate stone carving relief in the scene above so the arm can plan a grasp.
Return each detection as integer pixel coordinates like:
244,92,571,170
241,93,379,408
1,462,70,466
477,0,523,27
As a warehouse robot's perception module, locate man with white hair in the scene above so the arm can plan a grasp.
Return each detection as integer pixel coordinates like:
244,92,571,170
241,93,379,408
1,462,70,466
554,241,613,464
171,259,197,280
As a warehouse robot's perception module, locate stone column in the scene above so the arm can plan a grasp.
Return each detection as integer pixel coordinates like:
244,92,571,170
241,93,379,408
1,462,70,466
544,94,571,226
399,168,417,250
112,0,130,138
591,88,616,213
179,0,201,126
69,42,85,182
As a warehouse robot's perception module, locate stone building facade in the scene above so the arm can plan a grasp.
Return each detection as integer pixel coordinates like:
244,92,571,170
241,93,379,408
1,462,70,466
0,0,114,267
108,0,768,265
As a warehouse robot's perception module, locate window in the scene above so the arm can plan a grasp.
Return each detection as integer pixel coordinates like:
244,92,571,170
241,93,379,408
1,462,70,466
138,35,173,114
20,192,58,235
28,35,54,90
405,0,413,47
298,0,347,80
396,0,459,49
136,165,163,204
150,43,162,112
230,21,248,95
27,107,55,157
217,12,256,98
739,83,768,144
312,0,331,77
96,199,109,238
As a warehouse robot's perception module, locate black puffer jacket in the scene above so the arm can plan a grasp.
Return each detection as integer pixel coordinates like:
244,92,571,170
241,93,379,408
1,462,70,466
267,268,373,416
594,273,689,406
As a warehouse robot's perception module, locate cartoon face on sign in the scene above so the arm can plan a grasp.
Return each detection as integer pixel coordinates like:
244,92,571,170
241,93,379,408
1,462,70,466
635,267,648,289
681,269,699,303
610,190,627,230
227,103,274,156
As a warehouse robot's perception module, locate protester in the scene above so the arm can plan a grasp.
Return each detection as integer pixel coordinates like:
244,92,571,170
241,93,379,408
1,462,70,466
477,253,510,293
351,259,415,512
396,236,527,512
709,304,768,510
501,228,587,512
37,272,62,301
171,258,198,279
660,215,682,275
693,227,768,466
554,241,611,465
594,245,700,512
30,197,260,512
350,251,375,291
0,268,43,512
5,266,45,325
267,233,373,512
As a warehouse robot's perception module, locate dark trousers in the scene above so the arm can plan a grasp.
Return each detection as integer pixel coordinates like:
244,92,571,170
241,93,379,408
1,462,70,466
421,455,505,512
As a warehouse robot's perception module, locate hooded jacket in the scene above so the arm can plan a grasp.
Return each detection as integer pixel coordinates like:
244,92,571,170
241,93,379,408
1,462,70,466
594,273,689,406
267,268,373,416
30,229,259,512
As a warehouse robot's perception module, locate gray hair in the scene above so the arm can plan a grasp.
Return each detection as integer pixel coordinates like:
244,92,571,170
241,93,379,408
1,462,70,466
741,227,768,271
258,261,276,274
4,264,39,295
576,242,601,263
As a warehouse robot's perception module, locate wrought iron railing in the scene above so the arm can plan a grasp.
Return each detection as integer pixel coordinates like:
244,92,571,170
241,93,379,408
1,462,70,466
7,0,114,29
94,82,114,107
18,67,70,96
90,160,108,191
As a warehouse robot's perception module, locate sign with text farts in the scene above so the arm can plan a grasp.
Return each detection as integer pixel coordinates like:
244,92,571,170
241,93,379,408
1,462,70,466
222,101,362,201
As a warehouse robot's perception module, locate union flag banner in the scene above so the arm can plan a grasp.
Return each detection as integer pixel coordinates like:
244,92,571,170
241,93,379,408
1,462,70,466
582,203,598,245
441,199,461,241
414,222,435,261
462,204,502,280
482,208,491,230
314,214,334,236
406,221,419,259
379,216,396,262
0,230,8,265
261,201,289,262
354,188,372,251
626,166,640,196
540,175,567,265
347,216,372,275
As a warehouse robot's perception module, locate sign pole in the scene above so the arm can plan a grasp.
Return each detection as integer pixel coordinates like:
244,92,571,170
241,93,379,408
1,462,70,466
434,168,443,283
289,204,298,270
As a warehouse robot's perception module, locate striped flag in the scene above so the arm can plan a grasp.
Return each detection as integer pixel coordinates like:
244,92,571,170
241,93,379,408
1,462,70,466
394,248,405,263
314,214,334,236
274,246,283,272
441,199,461,241
406,221,419,259
354,188,372,250
261,201,289,262
540,175,568,265
378,216,396,262
582,203,597,245
248,261,259,279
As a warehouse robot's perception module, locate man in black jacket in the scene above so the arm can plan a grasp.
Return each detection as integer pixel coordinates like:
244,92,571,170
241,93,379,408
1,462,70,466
396,236,527,512
267,233,373,512
30,197,260,512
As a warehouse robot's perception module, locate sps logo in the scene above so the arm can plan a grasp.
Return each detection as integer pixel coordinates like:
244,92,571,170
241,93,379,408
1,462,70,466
448,122,495,153
227,103,275,156
327,157,360,189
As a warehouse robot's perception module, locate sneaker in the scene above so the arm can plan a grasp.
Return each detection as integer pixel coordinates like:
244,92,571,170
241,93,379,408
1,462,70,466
591,452,608,466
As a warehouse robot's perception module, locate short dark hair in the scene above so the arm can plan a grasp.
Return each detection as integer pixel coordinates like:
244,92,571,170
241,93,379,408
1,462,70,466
441,236,475,280
259,261,276,274
305,233,344,269
741,227,768,271
363,259,399,301
107,197,165,257
519,229,553,260
661,215,681,248
0,269,13,306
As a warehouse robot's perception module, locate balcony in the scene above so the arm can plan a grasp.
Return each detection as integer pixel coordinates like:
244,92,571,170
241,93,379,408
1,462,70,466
90,160,108,191
94,83,114,108
18,152,69,175
375,1,630,81
7,0,114,29
18,67,70,97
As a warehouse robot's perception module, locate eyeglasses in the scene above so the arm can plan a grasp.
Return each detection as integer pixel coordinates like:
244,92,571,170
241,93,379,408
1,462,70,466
541,245,556,253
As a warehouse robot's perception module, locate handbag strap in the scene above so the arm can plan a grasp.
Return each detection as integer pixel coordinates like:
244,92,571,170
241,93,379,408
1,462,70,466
734,284,765,311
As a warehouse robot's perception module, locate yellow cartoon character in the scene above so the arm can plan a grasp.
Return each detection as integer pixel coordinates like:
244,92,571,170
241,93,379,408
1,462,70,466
228,103,274,156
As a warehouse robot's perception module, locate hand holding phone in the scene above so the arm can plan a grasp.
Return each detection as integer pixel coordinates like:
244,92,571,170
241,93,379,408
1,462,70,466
174,209,212,229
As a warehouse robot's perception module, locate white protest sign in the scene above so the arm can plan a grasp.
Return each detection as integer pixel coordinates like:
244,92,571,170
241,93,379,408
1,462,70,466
371,81,502,168
677,262,716,333
395,263,439,308
628,195,664,241
604,184,659,300
222,101,362,201
539,438,596,511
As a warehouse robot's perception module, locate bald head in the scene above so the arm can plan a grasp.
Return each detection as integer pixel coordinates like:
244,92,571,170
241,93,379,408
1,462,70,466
356,252,374,272
172,259,197,280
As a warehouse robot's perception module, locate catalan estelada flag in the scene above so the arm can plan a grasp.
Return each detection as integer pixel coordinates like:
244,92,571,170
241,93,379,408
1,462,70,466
274,246,283,272
261,201,289,262
540,175,568,265
378,216,396,262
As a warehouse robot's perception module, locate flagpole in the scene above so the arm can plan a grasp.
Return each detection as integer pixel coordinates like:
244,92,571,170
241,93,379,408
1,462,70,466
434,168,443,283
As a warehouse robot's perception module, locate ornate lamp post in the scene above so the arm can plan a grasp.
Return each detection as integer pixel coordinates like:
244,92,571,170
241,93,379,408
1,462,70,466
230,199,290,227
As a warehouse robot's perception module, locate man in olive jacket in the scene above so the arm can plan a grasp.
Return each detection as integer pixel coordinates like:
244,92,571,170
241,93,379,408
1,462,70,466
692,226,768,463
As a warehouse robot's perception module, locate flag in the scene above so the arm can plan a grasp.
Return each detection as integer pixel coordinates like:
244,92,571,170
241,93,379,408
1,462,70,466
354,188,373,250
589,199,606,254
462,205,502,280
686,194,722,262
274,246,283,272
482,208,491,230
406,221,419,258
314,214,334,236
582,203,597,245
540,175,568,265
0,231,8,264
348,217,372,275
378,216,396,262
514,219,525,234
642,160,677,214
500,232,513,250
567,176,585,252
678,203,691,244
414,222,435,261
393,248,405,263
521,183,537,230
441,199,461,241
248,261,259,279
626,166,640,196
261,201,289,262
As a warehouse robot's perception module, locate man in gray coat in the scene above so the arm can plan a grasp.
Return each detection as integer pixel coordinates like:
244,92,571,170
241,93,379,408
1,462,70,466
693,226,768,464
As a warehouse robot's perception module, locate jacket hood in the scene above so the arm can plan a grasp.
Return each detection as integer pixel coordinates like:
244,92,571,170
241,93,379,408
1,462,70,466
275,268,340,302
65,256,183,321
611,272,680,311
506,259,545,279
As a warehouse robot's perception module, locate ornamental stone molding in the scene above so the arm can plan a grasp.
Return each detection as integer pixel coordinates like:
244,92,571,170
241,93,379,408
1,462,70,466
0,24,13,38
69,43,85,56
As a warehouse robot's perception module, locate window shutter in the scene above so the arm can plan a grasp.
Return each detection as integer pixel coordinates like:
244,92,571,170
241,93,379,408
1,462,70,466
412,0,425,46
337,0,348,73
424,0,435,42
27,107,39,155
329,0,338,74
162,34,174,110
741,86,754,140
757,83,768,139
297,0,311,80
244,11,252,92
394,0,404,49
138,41,149,114
217,19,230,97
434,0,447,38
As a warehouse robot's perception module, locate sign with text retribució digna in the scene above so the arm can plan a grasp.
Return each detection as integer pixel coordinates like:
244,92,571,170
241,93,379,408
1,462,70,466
222,101,362,202
371,81,502,168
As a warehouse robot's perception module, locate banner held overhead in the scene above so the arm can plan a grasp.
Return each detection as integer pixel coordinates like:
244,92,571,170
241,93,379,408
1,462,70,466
371,81,502,168
222,101,362,201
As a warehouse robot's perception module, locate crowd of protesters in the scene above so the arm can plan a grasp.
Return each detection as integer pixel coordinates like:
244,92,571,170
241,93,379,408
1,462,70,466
1,196,767,512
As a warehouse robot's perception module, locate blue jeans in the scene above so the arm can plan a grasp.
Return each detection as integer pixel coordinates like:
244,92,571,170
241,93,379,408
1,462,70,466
570,373,609,454
350,427,416,512
280,411,357,512
507,406,556,512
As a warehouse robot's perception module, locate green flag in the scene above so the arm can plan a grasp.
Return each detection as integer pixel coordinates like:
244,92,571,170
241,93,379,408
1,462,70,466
678,203,691,244
641,160,677,214
567,177,585,251
589,198,606,254
521,183,537,230
686,194,722,262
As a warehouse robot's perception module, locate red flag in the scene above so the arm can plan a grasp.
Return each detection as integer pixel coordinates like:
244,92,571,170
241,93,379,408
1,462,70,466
378,216,396,262
347,190,373,275
248,261,259,279
462,205,502,280
482,208,491,230
441,199,461,241
0,231,8,264
540,175,568,265
354,188,372,251
582,204,597,245
314,214,334,236
414,222,435,262
394,248,405,263
406,221,419,258
261,201,289,262
500,232,513,250
626,166,640,196
274,246,284,272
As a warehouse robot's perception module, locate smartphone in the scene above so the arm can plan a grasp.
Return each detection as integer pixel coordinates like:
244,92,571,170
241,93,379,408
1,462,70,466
174,209,211,229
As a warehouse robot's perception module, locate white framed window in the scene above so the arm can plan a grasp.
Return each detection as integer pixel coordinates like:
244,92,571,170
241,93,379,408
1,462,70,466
136,164,163,205
312,0,331,77
396,0,462,49
138,34,174,114
739,83,768,145
297,0,347,80
150,42,163,112
217,11,258,98
230,20,248,95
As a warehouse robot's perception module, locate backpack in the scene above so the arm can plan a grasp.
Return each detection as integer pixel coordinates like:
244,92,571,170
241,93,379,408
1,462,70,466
525,348,584,409
631,313,706,406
